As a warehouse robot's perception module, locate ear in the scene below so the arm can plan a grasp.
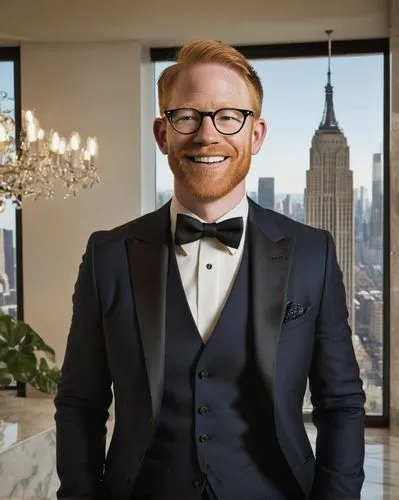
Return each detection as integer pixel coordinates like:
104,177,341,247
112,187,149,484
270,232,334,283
153,117,168,154
251,118,267,155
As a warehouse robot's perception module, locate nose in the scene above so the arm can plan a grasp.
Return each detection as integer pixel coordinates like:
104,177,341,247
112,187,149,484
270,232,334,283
192,116,220,145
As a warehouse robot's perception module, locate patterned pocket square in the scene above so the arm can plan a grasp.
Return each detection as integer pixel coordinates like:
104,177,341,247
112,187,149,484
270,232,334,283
284,301,306,323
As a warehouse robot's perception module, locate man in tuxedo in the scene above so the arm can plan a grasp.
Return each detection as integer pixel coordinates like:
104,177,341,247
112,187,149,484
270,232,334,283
55,40,365,499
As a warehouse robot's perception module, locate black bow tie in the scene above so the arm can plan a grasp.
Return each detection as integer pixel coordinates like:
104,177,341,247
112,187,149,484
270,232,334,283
175,213,244,249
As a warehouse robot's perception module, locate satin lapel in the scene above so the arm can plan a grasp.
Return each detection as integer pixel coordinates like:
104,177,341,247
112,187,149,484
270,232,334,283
127,227,169,419
248,218,294,398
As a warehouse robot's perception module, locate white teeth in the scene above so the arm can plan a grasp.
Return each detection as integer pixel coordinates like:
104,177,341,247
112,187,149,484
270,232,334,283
192,156,226,164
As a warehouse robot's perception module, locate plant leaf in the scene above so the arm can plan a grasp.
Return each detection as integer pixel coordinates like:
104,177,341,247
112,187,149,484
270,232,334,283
7,351,37,381
0,367,12,387
11,321,32,346
0,314,60,394
0,315,15,344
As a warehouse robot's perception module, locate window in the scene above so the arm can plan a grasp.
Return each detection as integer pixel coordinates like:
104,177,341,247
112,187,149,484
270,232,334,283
0,49,21,321
152,39,389,423
0,48,23,393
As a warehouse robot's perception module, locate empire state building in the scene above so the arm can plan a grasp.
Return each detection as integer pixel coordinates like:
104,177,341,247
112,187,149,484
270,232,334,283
304,59,354,330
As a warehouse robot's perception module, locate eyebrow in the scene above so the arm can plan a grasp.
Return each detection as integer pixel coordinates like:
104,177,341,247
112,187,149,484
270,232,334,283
174,102,240,110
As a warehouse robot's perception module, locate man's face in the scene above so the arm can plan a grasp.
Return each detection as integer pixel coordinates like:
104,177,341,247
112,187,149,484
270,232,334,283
154,63,267,202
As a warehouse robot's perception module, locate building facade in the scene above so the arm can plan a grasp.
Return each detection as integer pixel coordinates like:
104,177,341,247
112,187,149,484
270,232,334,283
304,60,354,330
257,177,275,210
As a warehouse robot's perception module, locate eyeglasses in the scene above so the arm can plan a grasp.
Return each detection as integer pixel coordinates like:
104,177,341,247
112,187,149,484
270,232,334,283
164,108,254,135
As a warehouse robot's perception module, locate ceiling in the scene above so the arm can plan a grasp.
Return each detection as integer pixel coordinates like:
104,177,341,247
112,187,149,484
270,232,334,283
0,0,389,48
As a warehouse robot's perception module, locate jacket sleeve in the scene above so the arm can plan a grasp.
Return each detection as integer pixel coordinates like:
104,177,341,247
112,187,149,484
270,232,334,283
309,230,366,500
54,233,113,498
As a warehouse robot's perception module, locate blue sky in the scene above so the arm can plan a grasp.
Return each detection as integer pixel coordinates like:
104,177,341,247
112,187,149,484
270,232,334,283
155,53,384,198
0,61,14,103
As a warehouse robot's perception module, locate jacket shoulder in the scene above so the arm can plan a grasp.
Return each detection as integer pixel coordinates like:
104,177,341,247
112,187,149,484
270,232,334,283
88,203,170,247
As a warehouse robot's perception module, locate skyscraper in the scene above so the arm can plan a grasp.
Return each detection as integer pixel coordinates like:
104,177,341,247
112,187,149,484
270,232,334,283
0,229,10,303
368,153,383,265
282,194,291,217
355,186,369,265
291,202,304,223
355,186,368,236
0,229,5,276
4,229,15,290
304,52,354,330
257,177,275,210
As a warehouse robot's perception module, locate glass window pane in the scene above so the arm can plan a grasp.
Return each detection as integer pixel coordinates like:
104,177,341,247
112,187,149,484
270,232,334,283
154,51,384,416
0,61,19,319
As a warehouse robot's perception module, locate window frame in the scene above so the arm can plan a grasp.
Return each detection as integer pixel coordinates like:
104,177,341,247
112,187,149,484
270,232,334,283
151,38,390,428
0,47,25,396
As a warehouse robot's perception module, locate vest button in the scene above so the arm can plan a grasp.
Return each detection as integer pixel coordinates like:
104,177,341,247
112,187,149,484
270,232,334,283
199,370,209,379
199,433,209,443
198,405,209,415
192,479,202,488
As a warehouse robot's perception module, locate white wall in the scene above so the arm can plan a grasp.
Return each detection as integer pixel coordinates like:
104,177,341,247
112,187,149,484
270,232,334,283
21,42,150,361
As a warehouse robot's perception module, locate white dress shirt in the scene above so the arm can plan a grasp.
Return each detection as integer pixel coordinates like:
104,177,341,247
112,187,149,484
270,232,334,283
170,195,248,343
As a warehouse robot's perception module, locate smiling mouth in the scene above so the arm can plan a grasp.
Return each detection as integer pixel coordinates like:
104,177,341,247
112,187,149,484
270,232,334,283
187,156,228,165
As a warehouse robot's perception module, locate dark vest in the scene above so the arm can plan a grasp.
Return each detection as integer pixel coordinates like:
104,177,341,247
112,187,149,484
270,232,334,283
132,239,303,500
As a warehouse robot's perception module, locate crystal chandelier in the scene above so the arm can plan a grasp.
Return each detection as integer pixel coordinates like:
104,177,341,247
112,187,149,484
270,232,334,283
0,91,99,213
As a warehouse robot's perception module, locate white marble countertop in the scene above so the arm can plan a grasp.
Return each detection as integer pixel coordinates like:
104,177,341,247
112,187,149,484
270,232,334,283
0,389,116,455
0,391,56,453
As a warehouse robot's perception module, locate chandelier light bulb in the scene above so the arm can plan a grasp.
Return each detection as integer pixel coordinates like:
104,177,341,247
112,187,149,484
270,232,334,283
27,121,38,143
87,137,98,157
25,110,34,123
50,131,60,153
69,132,80,151
59,138,66,155
0,123,6,143
0,93,100,206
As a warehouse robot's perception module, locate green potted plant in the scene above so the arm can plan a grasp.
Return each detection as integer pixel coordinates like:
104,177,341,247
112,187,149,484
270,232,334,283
0,314,60,395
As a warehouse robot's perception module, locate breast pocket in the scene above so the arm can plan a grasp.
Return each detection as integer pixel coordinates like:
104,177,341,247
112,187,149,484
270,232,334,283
279,305,317,342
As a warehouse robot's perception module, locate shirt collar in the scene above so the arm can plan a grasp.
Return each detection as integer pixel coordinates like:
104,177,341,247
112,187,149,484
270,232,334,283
170,194,248,256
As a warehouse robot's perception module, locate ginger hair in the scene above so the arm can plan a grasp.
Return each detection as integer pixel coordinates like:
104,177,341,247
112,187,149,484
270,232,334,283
157,40,263,118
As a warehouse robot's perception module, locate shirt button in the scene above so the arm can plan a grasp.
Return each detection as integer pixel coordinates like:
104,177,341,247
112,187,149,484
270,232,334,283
198,405,209,415
206,263,212,269
198,370,209,379
199,433,209,443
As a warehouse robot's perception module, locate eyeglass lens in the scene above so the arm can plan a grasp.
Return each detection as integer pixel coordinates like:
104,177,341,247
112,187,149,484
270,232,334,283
170,109,246,134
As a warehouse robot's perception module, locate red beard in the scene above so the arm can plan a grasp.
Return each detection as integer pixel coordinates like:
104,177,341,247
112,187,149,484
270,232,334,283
168,144,252,201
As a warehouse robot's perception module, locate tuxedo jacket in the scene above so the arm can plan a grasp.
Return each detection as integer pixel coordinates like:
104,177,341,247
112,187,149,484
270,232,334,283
54,198,366,499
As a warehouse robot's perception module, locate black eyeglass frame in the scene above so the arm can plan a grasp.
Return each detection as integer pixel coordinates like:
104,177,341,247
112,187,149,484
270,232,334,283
164,108,255,135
